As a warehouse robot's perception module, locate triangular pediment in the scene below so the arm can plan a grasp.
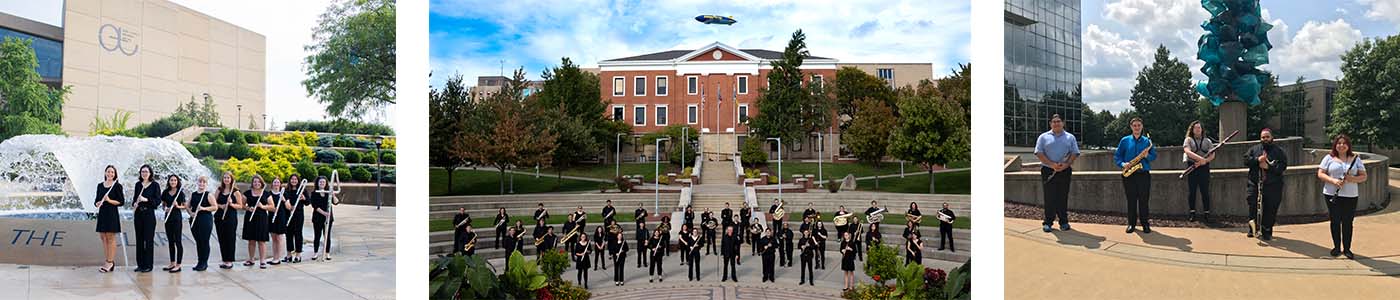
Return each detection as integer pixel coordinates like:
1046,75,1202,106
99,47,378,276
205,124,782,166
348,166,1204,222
676,42,761,62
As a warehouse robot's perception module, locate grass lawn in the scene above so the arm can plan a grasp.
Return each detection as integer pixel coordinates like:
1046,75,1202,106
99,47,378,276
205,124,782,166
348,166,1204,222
430,168,600,196
854,170,970,194
432,209,969,232
539,163,685,182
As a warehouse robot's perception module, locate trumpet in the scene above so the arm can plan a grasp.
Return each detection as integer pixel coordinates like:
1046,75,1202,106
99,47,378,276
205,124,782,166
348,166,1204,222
1121,134,1154,177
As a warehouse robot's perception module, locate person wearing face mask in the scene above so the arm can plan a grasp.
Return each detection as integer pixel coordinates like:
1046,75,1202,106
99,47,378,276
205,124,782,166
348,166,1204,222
1244,128,1288,240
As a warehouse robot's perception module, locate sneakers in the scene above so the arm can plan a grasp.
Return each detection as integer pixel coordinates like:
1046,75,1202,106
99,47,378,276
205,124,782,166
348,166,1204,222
1042,225,1052,232
1059,223,1072,231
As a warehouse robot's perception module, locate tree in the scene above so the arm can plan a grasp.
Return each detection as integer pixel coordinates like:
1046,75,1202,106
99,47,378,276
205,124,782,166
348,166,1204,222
640,125,699,166
174,94,222,127
0,37,69,140
832,66,895,129
937,63,972,124
1079,103,1107,148
1127,45,1195,145
845,98,896,190
1105,109,1141,140
888,92,968,194
430,73,471,192
1329,35,1400,150
750,29,833,157
302,0,395,120
454,68,558,194
532,57,613,187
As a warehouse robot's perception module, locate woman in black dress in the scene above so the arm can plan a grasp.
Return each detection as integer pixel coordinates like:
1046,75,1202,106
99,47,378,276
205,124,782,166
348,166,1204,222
242,175,272,269
573,234,591,289
311,176,338,261
215,172,243,269
160,174,187,273
904,231,923,265
189,176,216,271
840,232,856,292
267,177,287,265
284,174,307,263
132,165,161,273
95,165,124,273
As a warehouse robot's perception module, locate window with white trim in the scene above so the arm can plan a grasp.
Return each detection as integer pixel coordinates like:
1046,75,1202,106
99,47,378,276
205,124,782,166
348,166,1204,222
655,105,668,126
633,105,646,126
656,76,668,96
737,75,749,94
687,76,698,95
738,104,749,123
612,105,625,122
634,76,646,96
687,104,698,124
613,77,625,96
812,75,824,89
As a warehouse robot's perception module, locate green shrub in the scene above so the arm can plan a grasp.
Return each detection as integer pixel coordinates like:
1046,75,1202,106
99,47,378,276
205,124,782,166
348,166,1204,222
316,165,333,179
316,135,335,147
351,166,372,182
539,248,570,280
740,137,768,167
343,150,363,164
314,149,344,163
744,168,761,179
429,254,501,300
293,159,318,180
843,283,896,300
220,128,241,143
895,262,928,299
382,153,396,164
499,251,548,299
546,279,591,300
185,144,201,157
768,174,779,184
133,115,194,138
283,119,394,135
679,167,693,179
335,167,352,180
229,139,252,159
245,132,263,144
333,134,356,147
209,139,230,159
865,243,900,285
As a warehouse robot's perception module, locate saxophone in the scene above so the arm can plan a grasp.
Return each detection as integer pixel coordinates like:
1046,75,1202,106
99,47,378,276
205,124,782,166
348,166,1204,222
463,236,477,252
1121,135,1154,177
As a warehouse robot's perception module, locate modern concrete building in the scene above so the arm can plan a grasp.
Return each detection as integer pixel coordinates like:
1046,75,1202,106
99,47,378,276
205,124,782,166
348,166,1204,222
1,0,265,136
468,75,541,99
1004,0,1082,146
596,42,933,162
1275,79,1337,146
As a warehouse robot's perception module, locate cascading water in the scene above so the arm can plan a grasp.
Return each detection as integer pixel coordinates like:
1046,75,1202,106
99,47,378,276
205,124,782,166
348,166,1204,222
0,135,212,219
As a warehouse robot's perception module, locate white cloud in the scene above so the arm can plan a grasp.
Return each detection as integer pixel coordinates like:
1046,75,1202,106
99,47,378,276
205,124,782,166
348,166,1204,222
1360,0,1400,25
1103,0,1207,54
1272,19,1362,81
1083,24,1154,79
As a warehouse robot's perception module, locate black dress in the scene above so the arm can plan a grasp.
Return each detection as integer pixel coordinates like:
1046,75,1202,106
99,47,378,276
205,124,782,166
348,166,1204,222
242,189,271,242
269,191,289,235
841,240,856,271
94,182,125,233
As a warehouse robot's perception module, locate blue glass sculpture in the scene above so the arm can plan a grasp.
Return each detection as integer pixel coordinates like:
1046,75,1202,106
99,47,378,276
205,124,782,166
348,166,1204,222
1196,0,1272,106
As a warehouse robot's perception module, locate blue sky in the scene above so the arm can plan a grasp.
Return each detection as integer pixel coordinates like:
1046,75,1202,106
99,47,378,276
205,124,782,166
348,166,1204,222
1081,0,1400,113
429,0,971,87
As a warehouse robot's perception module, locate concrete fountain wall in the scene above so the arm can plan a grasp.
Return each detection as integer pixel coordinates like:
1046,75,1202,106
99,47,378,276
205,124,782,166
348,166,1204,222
0,217,338,266
1006,137,1391,217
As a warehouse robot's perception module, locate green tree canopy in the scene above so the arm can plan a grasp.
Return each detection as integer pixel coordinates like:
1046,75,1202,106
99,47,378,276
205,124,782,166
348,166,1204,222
845,98,896,189
1128,45,1196,145
832,66,895,129
1,37,69,140
888,90,968,194
453,69,558,194
430,73,472,191
302,0,395,120
1329,35,1400,149
750,29,833,156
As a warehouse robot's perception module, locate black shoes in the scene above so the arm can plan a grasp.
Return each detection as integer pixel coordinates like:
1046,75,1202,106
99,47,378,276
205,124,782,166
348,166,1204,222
193,264,208,271
1202,212,1212,223
1260,230,1272,241
1125,226,1136,234
1187,211,1196,222
1344,251,1355,259
1142,225,1152,234
1330,248,1342,257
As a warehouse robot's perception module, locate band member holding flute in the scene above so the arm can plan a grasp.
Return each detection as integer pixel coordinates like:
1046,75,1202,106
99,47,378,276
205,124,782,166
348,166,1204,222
798,228,816,286
685,227,702,281
452,208,470,255
1245,128,1288,240
310,176,335,261
160,174,187,272
268,178,287,265
215,172,243,269
938,202,956,252
1183,121,1216,222
759,227,776,283
1035,113,1080,232
1319,134,1365,258
281,174,306,263
243,175,272,269
649,229,666,282
95,165,124,273
1115,117,1157,234
840,231,856,291
132,165,161,273
573,233,591,289
611,228,628,286
191,176,216,271
493,208,508,249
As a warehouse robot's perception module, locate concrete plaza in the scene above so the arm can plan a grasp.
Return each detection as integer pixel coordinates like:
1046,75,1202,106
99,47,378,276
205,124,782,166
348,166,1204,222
0,205,396,300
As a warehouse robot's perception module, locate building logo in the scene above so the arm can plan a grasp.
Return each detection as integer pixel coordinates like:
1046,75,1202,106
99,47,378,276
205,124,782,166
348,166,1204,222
98,24,139,56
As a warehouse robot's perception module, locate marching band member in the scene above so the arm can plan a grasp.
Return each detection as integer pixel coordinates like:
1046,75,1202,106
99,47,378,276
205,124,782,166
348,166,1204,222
133,165,161,273
814,221,828,270
190,176,216,271
702,208,717,255
573,234,591,289
267,178,286,266
759,227,776,283
738,205,752,244
833,205,850,240
533,203,549,224
95,165,124,273
720,226,739,282
310,176,336,261
461,225,477,256
865,223,882,254
802,202,818,222
611,229,628,286
160,174,187,273
721,202,734,229
562,213,578,246
748,217,763,255
538,226,557,255
511,220,526,253
1319,133,1364,258
780,222,794,267
1035,113,1080,232
1114,117,1157,234
684,227,701,281
284,175,307,263
1183,121,1216,222
635,202,648,226
798,228,816,286
572,206,587,229
864,200,882,229
904,231,923,265
907,202,923,228
635,220,650,268
649,229,666,283
602,199,617,225
840,231,856,291
659,215,672,260
502,227,520,255
1245,128,1288,240
768,199,783,232
593,226,607,271
215,172,243,269
938,203,956,252
683,205,695,228
678,223,691,267
453,208,470,255
242,175,272,269
493,208,509,249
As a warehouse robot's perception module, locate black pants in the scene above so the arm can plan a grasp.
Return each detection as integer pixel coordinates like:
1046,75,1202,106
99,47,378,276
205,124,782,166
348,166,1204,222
649,254,664,277
613,255,626,282
452,231,464,255
495,226,506,249
782,245,792,266
216,212,238,262
1326,195,1357,251
761,254,775,282
313,215,333,253
1187,165,1212,212
286,215,304,254
594,245,606,270
722,256,737,281
135,209,156,270
193,213,213,267
705,231,716,254
636,241,647,268
1121,171,1151,227
1041,166,1072,226
1247,182,1284,230
799,255,814,284
688,253,701,280
940,225,955,251
816,240,826,268
576,267,588,288
165,218,184,264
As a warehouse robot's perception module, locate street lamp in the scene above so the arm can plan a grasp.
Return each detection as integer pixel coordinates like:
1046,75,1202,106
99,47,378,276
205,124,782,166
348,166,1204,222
616,133,625,178
236,105,243,129
766,137,782,202
817,133,823,186
654,137,671,214
681,127,688,169
374,137,383,210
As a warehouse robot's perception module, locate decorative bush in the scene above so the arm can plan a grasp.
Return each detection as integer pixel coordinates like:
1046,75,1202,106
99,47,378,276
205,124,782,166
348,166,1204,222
382,137,396,149
895,262,928,300
768,174,779,184
865,243,900,285
658,174,671,185
244,132,263,144
134,115,194,138
223,157,296,182
333,135,356,147
546,279,591,300
316,135,335,147
499,251,548,300
316,165,334,179
265,131,318,146
252,145,314,163
228,139,252,159
679,167,693,179
343,150,363,164
351,166,372,182
209,139,230,159
293,159,318,181
429,254,500,300
185,144,201,157
314,149,344,163
843,283,896,300
613,176,634,193
740,137,768,167
539,248,570,281
283,119,394,136
744,168,761,179
335,167,352,180
382,153,396,164
219,128,243,143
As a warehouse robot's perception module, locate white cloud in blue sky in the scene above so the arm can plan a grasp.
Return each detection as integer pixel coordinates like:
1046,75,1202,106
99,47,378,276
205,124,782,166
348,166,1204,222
1081,0,1399,113
429,0,971,87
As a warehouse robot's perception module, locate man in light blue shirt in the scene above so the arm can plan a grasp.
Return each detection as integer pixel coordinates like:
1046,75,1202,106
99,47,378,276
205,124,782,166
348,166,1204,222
1114,117,1157,234
1034,114,1079,232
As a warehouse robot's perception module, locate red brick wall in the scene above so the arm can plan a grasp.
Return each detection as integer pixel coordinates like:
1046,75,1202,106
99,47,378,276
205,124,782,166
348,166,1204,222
600,68,837,135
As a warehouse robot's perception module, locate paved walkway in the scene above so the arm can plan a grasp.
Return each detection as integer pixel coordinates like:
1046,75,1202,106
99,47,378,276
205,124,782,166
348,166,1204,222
0,205,396,300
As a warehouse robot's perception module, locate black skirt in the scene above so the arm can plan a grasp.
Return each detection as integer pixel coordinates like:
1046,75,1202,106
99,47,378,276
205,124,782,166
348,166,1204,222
95,183,124,233
244,210,270,241
842,252,856,271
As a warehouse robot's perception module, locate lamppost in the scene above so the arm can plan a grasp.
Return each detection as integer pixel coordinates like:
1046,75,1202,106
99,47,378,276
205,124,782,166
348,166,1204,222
681,127,688,168
236,105,243,129
261,114,267,130
817,133,823,186
654,137,671,213
616,133,625,178
375,137,383,210
766,137,782,202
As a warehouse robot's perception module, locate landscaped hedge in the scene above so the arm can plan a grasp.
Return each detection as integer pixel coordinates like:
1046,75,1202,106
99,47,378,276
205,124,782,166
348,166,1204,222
283,120,393,136
315,149,344,163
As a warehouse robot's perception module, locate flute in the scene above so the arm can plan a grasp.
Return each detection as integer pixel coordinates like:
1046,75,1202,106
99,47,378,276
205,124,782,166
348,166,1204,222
1043,152,1073,183
97,181,118,209
163,191,183,221
281,180,310,228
